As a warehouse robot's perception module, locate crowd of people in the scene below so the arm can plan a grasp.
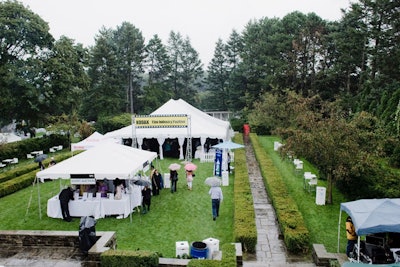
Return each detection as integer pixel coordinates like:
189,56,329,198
59,162,225,222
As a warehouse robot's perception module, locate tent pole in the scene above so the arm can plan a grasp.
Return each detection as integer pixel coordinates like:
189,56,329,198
37,176,42,220
337,209,342,253
357,237,360,262
129,177,132,223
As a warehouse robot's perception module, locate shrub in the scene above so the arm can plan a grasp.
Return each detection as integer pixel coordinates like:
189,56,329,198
100,249,159,267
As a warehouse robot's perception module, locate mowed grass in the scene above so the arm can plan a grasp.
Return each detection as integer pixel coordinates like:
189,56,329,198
0,158,234,258
258,136,350,253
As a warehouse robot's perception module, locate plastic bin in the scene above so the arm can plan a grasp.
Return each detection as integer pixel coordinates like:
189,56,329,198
176,241,189,257
316,186,326,205
202,237,219,259
190,241,208,259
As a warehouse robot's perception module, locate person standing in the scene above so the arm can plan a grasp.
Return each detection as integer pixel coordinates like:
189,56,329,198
170,170,178,193
38,161,45,170
227,153,231,173
346,216,357,257
151,169,160,196
186,170,194,190
141,185,152,214
209,186,223,221
59,186,74,222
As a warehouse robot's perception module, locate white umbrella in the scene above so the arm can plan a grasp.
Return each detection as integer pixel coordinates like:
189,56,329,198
212,141,244,150
205,176,222,187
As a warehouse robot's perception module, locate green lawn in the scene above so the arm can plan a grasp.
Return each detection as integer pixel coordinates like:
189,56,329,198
258,136,350,253
0,157,234,258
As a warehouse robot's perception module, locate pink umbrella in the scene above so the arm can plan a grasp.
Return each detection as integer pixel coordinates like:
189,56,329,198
184,162,197,171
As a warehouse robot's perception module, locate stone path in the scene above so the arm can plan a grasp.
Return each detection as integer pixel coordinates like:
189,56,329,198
242,136,315,267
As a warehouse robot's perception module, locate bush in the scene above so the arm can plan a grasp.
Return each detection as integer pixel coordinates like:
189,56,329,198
232,134,257,254
100,249,159,267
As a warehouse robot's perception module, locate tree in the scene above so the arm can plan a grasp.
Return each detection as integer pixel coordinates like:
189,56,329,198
167,31,203,102
84,27,123,120
0,1,54,125
42,36,89,116
142,34,172,113
114,22,145,114
274,93,380,204
205,39,229,110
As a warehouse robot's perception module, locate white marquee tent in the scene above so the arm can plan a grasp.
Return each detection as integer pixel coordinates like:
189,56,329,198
104,98,234,159
35,142,157,221
37,142,157,180
71,131,119,152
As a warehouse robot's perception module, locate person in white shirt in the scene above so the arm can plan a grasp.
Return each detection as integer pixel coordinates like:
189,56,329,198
209,186,223,221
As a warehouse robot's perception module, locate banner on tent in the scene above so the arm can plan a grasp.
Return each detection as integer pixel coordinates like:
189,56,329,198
135,114,188,128
70,174,96,185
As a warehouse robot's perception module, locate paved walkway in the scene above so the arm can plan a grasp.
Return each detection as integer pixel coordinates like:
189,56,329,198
243,136,316,267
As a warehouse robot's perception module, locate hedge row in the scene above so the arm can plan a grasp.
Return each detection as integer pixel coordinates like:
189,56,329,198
0,134,69,161
0,153,74,198
249,133,310,253
232,134,257,254
100,243,237,267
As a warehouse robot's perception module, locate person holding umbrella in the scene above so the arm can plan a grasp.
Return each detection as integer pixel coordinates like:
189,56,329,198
34,154,48,170
186,170,194,190
170,170,178,193
209,185,223,221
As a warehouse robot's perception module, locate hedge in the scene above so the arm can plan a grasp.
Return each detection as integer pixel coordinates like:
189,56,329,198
101,250,159,267
232,134,257,254
0,153,74,198
249,133,310,253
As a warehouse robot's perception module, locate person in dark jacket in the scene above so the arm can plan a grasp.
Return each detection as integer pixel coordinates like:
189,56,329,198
59,186,74,222
141,185,152,214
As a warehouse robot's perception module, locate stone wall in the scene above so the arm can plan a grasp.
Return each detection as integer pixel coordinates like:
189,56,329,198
0,230,116,267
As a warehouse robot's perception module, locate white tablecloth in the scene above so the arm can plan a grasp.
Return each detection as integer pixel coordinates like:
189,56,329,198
47,185,142,219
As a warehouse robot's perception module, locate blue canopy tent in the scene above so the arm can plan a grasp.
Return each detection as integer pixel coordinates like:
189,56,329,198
338,198,400,264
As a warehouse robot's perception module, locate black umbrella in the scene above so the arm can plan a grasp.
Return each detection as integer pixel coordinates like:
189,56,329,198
133,179,151,187
34,154,48,162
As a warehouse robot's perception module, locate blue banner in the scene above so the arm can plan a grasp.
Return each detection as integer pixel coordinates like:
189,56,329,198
214,149,223,176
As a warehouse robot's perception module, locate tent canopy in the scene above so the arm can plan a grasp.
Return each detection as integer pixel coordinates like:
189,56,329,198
104,98,233,141
71,131,118,151
340,198,400,236
37,142,157,180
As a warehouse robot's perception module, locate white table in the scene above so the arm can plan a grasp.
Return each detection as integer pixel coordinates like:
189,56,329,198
47,196,102,219
47,185,142,220
303,172,317,189
2,159,13,164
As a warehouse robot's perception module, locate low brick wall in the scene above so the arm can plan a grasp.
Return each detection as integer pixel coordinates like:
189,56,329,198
0,230,116,267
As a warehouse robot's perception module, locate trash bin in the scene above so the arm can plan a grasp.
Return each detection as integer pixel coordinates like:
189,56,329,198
202,237,219,259
79,216,97,254
190,241,209,259
316,186,326,205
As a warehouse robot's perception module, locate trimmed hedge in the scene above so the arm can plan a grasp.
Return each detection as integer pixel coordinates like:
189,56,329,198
232,134,257,254
187,243,237,267
249,133,309,253
101,250,159,267
0,153,74,198
0,134,69,160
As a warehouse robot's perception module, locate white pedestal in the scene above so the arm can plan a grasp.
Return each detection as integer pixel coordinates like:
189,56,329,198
164,173,171,188
222,171,229,186
176,241,189,257
316,186,326,205
202,237,220,259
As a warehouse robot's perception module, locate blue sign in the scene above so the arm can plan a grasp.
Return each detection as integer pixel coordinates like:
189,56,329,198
214,149,223,176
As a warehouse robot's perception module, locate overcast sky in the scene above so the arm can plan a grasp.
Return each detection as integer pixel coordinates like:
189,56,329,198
19,0,352,67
